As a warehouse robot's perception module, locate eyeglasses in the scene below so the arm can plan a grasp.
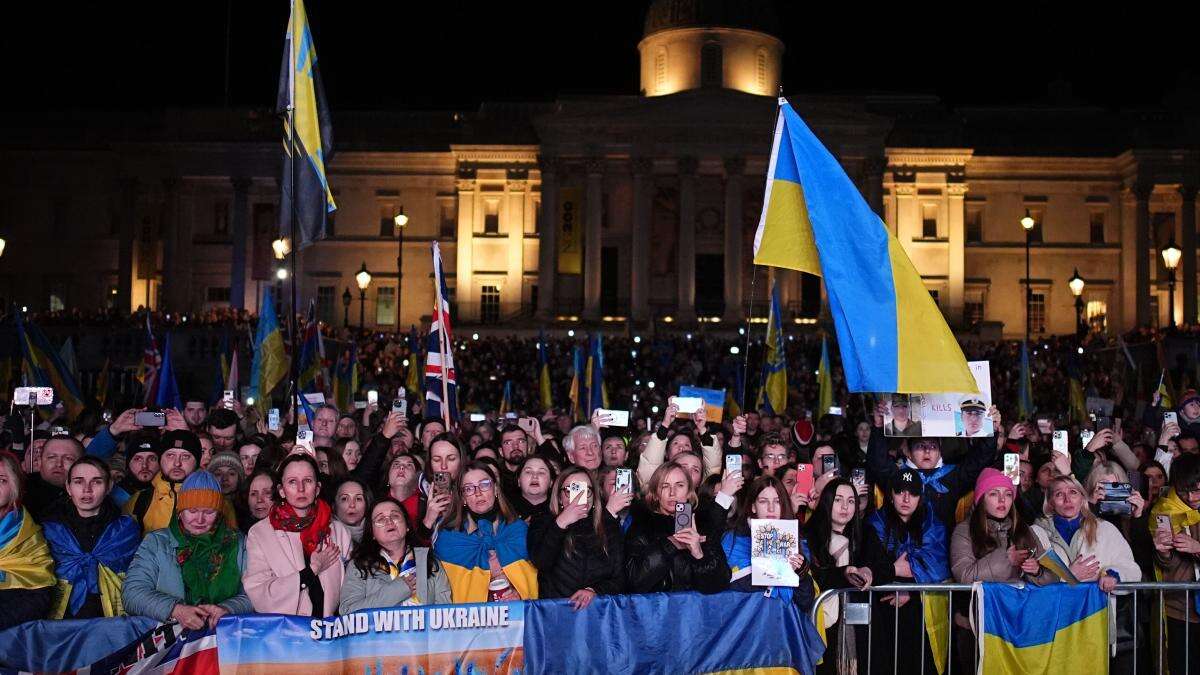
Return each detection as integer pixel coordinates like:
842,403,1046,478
763,453,787,462
462,479,494,496
372,513,405,525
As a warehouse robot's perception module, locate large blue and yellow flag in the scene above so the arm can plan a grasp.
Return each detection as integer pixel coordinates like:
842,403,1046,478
817,335,833,417
331,342,357,412
154,333,182,412
757,280,787,414
296,301,326,395
14,312,86,419
248,289,288,413
569,344,585,422
499,380,513,416
276,0,336,249
977,583,1107,675
537,331,553,411
753,99,975,394
585,334,608,417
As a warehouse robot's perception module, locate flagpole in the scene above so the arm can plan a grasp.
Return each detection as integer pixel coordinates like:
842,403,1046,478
286,0,301,419
434,260,452,429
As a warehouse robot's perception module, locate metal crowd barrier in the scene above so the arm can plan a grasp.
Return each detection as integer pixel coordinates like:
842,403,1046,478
808,581,1200,675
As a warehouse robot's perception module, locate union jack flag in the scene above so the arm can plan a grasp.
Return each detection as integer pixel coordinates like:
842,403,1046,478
136,314,161,407
424,241,457,425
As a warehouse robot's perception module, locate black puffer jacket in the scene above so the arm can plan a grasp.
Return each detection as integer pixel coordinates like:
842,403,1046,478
623,501,730,594
527,510,624,598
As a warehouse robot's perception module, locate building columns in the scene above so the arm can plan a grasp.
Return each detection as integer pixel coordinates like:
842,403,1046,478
117,178,137,313
1134,182,1152,327
230,177,251,310
630,158,652,323
722,156,745,323
677,156,698,322
1182,184,1197,325
536,158,558,319
583,159,603,321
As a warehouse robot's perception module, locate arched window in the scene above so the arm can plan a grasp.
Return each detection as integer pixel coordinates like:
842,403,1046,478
700,41,722,89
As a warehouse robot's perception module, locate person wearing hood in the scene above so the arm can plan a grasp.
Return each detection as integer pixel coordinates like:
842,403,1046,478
867,401,1000,542
42,456,140,619
124,430,237,534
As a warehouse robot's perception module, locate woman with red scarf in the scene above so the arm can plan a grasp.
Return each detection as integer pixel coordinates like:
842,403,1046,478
243,454,351,617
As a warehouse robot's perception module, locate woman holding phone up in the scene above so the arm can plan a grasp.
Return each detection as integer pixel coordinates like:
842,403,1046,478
527,466,624,608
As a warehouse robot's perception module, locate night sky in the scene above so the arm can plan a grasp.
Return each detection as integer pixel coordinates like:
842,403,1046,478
5,2,1195,113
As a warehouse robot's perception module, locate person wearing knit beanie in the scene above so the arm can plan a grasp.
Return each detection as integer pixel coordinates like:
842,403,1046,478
175,470,225,514
973,467,1014,506
206,453,243,496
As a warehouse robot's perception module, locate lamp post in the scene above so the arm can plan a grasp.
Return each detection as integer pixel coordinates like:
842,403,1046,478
1163,238,1182,328
1068,268,1086,336
341,287,352,328
394,207,408,329
1020,208,1036,342
355,262,371,330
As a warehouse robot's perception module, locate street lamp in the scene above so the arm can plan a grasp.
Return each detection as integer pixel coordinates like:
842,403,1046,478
394,205,407,328
1163,238,1182,328
1068,268,1086,336
1020,208,1036,343
355,262,372,330
271,238,290,260
341,287,352,328
0,237,7,257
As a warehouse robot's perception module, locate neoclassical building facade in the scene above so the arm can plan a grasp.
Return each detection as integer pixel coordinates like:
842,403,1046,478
1,0,1198,338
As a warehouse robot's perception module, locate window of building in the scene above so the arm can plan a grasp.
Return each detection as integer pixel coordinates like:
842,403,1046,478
1028,292,1046,334
480,285,500,324
316,286,336,325
376,286,396,325
965,293,985,326
921,203,938,238
214,201,229,236
483,200,500,234
700,42,723,88
966,208,983,243
1086,299,1107,332
1089,212,1105,244
654,47,667,94
206,287,231,303
440,201,457,238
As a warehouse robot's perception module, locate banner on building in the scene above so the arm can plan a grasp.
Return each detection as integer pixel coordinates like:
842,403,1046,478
557,186,583,275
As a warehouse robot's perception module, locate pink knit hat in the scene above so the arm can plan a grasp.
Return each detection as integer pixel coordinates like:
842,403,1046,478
973,467,1014,505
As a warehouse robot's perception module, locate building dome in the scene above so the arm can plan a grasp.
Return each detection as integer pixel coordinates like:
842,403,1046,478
643,0,781,39
638,0,783,97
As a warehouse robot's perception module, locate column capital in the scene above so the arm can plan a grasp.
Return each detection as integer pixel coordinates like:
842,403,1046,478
455,179,475,192
631,157,654,176
677,156,699,176
723,156,746,176
946,183,969,197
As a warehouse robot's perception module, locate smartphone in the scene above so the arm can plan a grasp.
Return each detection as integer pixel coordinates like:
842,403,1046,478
353,400,367,410
1052,430,1069,455
367,390,378,405
469,413,486,422
101,410,113,424
597,409,630,427
1080,429,1095,448
268,408,281,431
134,411,166,427
1096,416,1113,432
851,468,866,487
432,472,451,498
828,406,843,416
518,417,537,434
1003,453,1021,486
565,480,590,504
794,463,815,496
820,454,840,476
223,390,235,403
725,454,743,476
14,387,52,406
1164,411,1178,427
397,388,406,403
615,468,633,494
1156,514,1173,532
296,429,313,450
673,502,693,533
673,396,704,414
392,399,407,415
504,412,518,420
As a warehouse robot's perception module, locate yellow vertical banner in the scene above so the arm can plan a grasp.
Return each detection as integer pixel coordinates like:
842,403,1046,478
557,186,583,274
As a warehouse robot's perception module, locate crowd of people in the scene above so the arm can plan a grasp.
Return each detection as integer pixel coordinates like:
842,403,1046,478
0,355,1197,673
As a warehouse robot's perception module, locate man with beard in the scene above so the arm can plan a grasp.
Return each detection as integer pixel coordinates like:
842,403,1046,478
24,434,84,519
497,424,529,496
181,397,208,433
123,429,237,534
110,431,161,508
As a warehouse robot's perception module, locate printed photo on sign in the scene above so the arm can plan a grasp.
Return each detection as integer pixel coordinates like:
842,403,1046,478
883,361,992,438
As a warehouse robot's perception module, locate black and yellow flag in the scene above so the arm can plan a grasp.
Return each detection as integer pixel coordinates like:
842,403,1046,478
277,0,336,249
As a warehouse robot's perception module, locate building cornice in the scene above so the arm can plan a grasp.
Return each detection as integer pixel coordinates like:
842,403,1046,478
885,148,974,167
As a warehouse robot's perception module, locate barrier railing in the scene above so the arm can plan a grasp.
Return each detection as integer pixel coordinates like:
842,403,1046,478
809,581,1200,675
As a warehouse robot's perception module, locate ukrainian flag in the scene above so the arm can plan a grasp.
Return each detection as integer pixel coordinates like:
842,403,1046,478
538,331,553,411
14,312,86,419
569,344,585,422
586,334,608,416
757,280,787,414
432,518,537,603
499,380,513,416
248,288,288,412
977,582,1107,675
753,99,975,394
276,0,336,249
817,335,833,417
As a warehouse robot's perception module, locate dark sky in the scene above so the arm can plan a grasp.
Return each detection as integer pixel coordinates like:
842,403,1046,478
5,2,1194,112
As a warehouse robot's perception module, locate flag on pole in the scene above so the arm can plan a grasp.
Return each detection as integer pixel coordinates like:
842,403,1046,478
136,314,161,407
95,358,111,408
424,242,458,425
727,366,745,419
538,332,553,411
817,335,833,417
155,333,182,411
757,280,787,414
585,334,608,417
569,345,585,422
276,0,336,249
1018,342,1034,420
297,300,327,395
753,98,975,394
14,312,86,419
499,380,513,417
1157,369,1174,410
58,337,78,385
331,342,358,411
249,288,289,412
405,325,422,397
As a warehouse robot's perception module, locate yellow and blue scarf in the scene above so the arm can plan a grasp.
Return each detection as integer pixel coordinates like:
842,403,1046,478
42,514,139,617
0,507,55,592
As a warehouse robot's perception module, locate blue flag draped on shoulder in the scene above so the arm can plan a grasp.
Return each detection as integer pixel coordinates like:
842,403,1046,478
757,280,787,414
753,98,975,394
976,583,1107,675
424,242,458,426
276,0,336,249
154,332,182,411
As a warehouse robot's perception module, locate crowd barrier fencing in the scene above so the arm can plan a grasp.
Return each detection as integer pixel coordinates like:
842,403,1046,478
809,581,1200,675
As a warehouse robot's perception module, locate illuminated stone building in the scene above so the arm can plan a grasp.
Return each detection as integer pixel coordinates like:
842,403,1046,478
1,0,1198,338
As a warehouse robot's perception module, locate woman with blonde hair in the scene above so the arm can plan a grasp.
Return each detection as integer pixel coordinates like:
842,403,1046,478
1033,474,1141,591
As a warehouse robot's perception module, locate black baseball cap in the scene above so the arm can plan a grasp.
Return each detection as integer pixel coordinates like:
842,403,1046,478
889,468,923,496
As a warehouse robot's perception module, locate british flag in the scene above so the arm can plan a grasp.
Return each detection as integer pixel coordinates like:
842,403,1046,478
424,241,458,425
136,314,161,407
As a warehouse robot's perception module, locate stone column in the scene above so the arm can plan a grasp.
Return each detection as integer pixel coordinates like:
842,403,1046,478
230,177,251,310
677,156,698,322
722,156,745,323
117,178,137,313
536,158,558,319
583,158,604,320
1134,182,1152,327
630,158,652,323
455,169,477,316
1182,184,1197,325
947,182,968,326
